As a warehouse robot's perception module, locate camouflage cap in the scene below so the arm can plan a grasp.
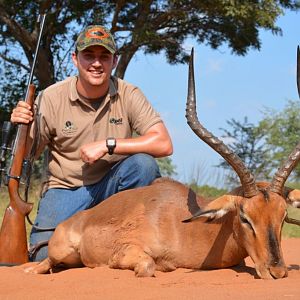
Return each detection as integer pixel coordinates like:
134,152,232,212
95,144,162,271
75,25,116,54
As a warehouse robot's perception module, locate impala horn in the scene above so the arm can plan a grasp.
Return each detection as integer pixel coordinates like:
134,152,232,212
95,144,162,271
269,46,300,195
185,48,258,198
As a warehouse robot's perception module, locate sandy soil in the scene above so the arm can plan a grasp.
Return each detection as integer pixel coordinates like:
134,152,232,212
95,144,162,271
0,238,298,300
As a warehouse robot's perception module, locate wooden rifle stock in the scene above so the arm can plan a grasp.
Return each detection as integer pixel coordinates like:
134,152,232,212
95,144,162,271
0,85,35,264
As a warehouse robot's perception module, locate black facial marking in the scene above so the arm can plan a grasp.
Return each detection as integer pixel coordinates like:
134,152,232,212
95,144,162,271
268,227,281,265
238,205,255,233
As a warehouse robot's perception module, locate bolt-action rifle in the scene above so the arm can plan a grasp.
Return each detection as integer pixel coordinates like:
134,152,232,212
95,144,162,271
0,14,46,264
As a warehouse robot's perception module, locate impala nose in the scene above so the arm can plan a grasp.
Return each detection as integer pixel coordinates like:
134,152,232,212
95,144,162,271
269,265,288,279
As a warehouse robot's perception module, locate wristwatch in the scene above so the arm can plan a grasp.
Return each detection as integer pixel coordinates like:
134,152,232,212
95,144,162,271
106,137,116,155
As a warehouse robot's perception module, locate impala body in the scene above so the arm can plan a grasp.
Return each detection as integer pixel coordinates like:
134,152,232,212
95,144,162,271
25,178,299,279
25,47,300,278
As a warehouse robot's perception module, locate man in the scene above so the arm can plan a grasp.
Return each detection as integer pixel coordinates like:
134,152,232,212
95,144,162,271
11,25,173,261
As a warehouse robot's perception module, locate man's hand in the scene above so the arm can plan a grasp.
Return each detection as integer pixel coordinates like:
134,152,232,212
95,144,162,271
11,101,33,124
80,141,107,164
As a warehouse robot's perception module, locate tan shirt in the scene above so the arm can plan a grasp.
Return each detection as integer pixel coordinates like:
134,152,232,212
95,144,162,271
33,76,162,191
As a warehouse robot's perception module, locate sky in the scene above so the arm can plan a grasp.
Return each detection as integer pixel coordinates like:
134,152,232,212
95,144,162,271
125,9,300,187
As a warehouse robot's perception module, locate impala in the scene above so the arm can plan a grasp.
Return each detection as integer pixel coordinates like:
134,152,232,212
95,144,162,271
25,47,300,279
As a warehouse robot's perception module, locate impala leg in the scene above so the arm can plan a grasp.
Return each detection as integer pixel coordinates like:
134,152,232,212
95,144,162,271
109,244,156,277
24,258,52,274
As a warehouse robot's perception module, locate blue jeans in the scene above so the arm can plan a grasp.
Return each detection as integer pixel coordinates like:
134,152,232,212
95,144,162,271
30,153,160,261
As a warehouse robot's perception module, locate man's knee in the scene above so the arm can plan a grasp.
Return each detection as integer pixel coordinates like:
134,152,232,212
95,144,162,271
116,154,160,189
131,153,159,172
126,153,160,179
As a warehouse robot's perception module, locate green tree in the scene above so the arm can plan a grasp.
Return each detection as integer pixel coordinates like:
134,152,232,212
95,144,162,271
0,0,299,111
189,182,227,200
156,157,177,177
1,1,299,179
218,117,270,186
259,100,300,180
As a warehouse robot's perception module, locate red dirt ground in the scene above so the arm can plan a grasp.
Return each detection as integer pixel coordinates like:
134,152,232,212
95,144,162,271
0,238,298,300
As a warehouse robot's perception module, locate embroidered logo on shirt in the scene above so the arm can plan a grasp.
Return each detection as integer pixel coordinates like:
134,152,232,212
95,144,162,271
62,121,78,136
109,117,123,125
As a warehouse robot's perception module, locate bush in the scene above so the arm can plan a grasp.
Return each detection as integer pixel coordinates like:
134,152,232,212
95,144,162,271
189,183,227,200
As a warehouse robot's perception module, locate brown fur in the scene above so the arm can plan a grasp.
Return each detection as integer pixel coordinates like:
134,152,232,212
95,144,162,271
24,178,299,279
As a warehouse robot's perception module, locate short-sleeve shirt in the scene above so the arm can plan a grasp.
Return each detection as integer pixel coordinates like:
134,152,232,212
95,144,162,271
33,76,162,191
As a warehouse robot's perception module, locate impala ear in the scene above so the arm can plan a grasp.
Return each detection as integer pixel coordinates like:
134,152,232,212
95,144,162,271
286,189,300,208
182,195,238,223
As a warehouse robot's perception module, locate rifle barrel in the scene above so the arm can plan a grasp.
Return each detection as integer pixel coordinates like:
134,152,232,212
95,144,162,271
24,14,46,100
12,14,46,158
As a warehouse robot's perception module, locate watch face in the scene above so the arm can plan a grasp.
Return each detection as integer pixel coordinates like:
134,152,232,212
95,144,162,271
106,138,116,155
107,138,116,147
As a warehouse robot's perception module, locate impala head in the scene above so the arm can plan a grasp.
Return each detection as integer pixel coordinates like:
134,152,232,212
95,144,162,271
184,47,300,279
233,186,288,279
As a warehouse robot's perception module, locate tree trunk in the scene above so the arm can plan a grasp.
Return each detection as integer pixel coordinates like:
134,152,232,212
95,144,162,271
35,48,55,90
114,46,139,79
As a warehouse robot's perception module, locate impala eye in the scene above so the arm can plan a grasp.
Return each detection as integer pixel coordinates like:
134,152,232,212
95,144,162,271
240,214,249,224
240,214,254,231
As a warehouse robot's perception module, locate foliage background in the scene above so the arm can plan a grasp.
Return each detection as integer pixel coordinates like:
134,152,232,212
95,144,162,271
0,1,299,237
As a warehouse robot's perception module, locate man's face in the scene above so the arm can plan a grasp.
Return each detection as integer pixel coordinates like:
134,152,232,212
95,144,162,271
72,45,117,87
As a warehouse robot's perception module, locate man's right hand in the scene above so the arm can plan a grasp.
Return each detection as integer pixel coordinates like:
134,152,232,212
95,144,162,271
10,100,33,124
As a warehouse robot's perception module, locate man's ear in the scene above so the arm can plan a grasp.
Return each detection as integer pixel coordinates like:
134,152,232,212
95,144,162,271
182,195,238,223
112,54,118,69
72,51,78,68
